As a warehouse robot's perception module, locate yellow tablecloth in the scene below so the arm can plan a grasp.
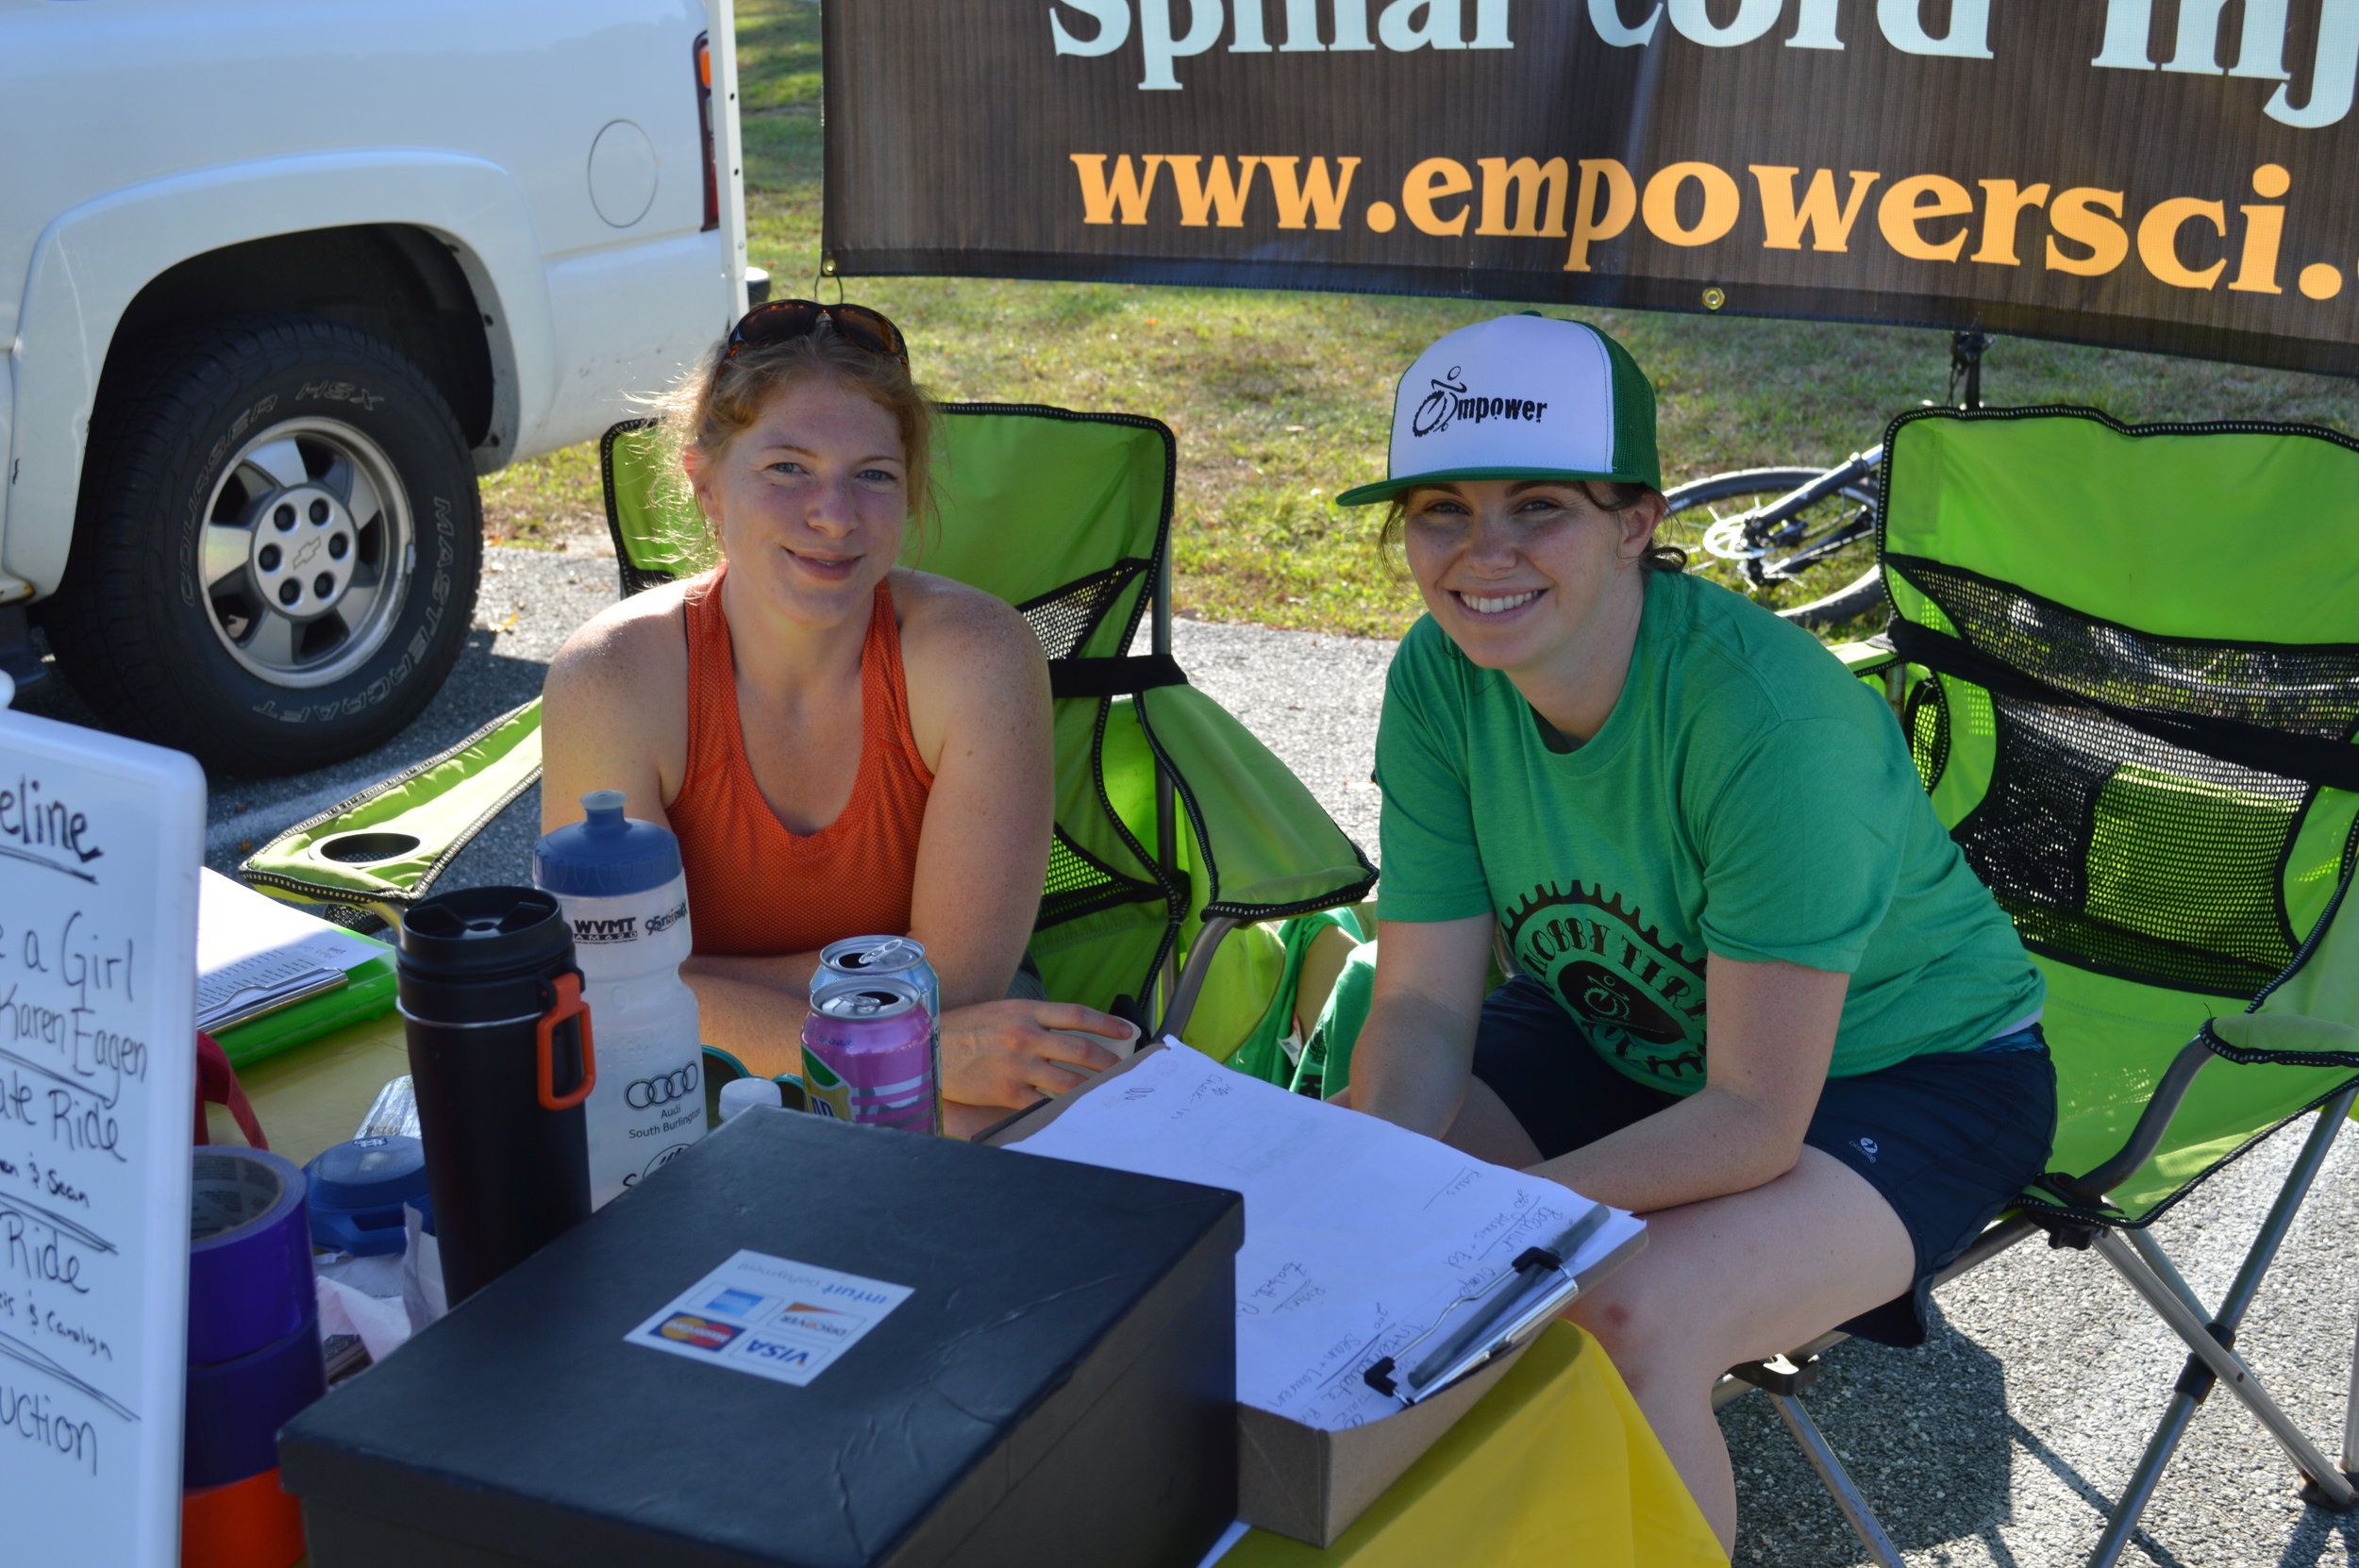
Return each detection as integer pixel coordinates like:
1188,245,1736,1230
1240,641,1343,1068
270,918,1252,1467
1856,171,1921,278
1226,1324,1723,1568
223,1018,1723,1567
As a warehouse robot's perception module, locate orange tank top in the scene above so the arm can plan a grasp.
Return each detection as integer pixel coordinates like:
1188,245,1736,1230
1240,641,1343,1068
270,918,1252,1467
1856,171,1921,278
668,569,934,957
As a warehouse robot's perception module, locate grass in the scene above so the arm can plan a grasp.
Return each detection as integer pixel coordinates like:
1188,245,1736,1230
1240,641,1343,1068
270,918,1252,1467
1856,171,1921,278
483,0,2359,640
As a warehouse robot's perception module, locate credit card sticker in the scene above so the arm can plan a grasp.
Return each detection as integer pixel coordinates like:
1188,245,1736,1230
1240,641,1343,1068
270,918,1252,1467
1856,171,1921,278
625,1248,912,1387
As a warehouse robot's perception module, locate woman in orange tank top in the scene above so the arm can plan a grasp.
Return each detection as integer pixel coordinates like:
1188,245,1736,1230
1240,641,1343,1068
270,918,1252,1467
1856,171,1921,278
541,304,1129,1138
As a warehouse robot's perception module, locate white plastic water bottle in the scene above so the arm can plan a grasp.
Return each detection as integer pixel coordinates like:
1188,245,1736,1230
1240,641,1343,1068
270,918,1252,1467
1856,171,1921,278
534,791,704,1209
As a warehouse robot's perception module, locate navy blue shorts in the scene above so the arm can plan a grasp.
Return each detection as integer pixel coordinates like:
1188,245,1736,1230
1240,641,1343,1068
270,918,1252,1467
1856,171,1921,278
1473,976,2057,1346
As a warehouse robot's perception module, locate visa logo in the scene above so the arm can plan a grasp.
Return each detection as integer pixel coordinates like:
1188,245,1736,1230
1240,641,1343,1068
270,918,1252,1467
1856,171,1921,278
743,1338,814,1367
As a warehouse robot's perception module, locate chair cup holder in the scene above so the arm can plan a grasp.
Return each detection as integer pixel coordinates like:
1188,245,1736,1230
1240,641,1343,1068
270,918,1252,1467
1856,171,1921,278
318,831,425,865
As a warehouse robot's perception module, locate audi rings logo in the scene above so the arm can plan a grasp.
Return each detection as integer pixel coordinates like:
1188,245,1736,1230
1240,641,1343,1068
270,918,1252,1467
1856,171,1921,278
626,1063,701,1109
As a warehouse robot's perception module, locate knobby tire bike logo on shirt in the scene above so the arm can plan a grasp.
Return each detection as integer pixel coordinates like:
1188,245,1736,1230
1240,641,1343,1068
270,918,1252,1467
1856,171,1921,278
1507,881,1710,1085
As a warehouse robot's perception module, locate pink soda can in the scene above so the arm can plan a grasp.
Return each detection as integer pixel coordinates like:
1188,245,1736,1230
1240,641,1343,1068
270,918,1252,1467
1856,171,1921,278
799,978,939,1135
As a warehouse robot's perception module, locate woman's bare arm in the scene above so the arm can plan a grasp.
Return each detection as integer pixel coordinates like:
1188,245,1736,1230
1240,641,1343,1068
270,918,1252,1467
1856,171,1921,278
544,592,828,1075
539,588,690,837
899,575,1129,1112
898,575,1055,1008
1531,954,1849,1212
1347,915,1497,1136
1347,924,1849,1213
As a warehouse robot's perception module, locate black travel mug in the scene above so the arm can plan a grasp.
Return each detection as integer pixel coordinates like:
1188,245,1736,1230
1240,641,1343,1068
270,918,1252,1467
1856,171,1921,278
397,887,597,1306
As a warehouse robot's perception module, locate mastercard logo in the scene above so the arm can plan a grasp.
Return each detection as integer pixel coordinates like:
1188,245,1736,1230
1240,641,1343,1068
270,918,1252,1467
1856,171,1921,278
656,1312,742,1351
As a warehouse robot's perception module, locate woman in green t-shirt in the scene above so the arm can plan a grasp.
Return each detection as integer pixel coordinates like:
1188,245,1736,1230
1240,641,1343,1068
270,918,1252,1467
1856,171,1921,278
1335,314,2054,1549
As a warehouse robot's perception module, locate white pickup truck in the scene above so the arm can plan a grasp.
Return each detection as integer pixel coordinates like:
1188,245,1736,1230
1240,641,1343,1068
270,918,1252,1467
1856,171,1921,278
0,0,754,773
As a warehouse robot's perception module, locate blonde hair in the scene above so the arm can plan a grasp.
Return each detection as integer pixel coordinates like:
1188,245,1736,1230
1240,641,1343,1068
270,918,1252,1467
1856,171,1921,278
649,327,938,561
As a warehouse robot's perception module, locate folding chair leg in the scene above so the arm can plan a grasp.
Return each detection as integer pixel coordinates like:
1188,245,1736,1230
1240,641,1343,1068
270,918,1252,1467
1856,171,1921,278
1766,1392,1904,1568
2089,1230,2355,1508
2085,1086,2359,1565
2124,1226,2209,1320
2087,1396,2201,1568
2345,1307,2359,1476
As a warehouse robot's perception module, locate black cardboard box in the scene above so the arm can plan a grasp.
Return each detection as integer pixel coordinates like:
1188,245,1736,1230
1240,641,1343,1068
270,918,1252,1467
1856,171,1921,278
280,1109,1243,1568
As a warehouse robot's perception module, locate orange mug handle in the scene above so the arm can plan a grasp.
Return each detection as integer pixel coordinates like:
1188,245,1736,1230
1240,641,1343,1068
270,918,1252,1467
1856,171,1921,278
537,971,596,1111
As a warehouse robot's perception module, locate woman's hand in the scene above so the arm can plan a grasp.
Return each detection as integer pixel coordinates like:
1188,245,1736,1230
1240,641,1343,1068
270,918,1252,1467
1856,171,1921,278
940,1000,1132,1108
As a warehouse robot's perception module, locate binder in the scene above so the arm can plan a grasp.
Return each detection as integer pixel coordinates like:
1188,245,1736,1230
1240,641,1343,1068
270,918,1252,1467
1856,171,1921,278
197,867,399,1066
210,950,398,1066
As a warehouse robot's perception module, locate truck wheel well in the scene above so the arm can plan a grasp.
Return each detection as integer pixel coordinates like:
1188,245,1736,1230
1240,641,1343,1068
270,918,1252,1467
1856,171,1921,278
105,225,496,448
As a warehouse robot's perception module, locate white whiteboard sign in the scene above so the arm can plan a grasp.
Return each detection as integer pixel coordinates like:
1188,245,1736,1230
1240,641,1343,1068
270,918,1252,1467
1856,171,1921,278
0,685,204,1568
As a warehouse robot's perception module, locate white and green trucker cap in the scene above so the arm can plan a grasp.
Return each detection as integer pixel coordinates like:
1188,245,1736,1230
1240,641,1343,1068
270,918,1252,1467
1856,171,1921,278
1336,314,1661,507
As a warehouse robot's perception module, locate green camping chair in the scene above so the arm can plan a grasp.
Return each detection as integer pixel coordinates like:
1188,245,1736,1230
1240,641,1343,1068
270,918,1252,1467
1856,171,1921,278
1715,407,2359,1566
243,404,1375,1043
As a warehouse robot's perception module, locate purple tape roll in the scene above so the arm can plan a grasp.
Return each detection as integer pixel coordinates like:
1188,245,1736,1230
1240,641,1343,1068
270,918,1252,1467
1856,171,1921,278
183,1314,326,1490
189,1146,315,1365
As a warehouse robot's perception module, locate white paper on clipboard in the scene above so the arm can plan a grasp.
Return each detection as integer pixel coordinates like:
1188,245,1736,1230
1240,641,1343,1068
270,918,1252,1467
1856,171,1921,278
1005,1041,1644,1432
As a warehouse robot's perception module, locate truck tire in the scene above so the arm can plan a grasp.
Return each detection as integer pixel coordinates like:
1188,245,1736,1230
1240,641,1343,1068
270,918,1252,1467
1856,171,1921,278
49,316,482,775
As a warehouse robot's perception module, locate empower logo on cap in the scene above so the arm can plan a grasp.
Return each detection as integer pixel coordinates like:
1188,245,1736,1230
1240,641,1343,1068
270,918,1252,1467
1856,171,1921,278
1338,314,1661,506
1409,370,1551,437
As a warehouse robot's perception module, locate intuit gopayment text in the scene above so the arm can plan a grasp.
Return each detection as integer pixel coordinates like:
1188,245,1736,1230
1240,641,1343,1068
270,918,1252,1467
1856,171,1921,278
1068,153,2352,303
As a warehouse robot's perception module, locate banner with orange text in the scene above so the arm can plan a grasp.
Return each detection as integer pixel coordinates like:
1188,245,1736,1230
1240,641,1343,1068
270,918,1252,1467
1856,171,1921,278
822,0,2359,375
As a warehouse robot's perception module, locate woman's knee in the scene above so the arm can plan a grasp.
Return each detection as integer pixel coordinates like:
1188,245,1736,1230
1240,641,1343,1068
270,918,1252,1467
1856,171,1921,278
1566,1273,1692,1394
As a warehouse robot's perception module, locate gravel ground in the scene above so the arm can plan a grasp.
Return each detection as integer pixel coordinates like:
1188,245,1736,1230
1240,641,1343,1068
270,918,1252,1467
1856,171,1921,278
30,542,2358,1567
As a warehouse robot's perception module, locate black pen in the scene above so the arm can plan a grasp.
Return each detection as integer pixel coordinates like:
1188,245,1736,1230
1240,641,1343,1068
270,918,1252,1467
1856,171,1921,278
1382,1206,1611,1401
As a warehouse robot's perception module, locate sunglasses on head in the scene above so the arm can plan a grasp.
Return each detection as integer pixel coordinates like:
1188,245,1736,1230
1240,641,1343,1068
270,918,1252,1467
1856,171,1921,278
723,299,910,370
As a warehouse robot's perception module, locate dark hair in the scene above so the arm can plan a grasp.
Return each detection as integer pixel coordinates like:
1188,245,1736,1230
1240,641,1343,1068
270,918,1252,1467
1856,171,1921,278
1378,479,1685,573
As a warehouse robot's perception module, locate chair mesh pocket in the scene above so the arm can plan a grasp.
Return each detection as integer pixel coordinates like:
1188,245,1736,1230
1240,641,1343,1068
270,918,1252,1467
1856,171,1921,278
1020,561,1147,660
1899,559,2359,996
1039,826,1161,930
1905,678,1950,792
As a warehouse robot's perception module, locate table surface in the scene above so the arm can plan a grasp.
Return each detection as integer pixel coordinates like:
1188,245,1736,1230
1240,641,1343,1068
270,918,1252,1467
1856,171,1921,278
210,1009,410,1164
215,1014,1724,1567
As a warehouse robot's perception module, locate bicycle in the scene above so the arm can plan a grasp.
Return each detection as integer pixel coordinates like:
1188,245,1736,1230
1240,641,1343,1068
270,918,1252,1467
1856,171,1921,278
1656,332,1994,630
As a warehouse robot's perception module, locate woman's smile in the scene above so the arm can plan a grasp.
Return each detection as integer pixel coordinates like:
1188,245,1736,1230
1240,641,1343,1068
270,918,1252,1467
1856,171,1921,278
1451,588,1546,617
785,544,863,581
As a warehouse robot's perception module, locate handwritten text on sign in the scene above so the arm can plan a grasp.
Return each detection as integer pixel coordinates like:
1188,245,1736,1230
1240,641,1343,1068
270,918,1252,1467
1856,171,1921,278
0,778,153,1473
0,712,201,1568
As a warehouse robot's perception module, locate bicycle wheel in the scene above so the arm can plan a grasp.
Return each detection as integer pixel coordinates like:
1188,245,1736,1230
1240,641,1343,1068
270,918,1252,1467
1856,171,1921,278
1658,467,1884,629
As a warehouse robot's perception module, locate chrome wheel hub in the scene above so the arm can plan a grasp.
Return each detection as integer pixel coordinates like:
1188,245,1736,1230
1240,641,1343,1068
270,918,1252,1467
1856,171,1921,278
199,418,413,688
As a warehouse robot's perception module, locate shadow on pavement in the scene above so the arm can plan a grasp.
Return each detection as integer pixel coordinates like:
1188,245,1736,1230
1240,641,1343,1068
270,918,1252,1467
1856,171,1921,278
1723,1303,2017,1565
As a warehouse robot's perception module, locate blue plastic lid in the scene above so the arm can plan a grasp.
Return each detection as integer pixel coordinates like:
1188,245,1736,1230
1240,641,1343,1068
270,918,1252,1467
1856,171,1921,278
534,790,682,898
307,1135,427,1211
305,1136,431,1257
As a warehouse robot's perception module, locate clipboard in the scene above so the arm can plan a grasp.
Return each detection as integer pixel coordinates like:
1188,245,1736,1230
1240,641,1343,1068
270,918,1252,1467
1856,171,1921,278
1362,1206,1648,1407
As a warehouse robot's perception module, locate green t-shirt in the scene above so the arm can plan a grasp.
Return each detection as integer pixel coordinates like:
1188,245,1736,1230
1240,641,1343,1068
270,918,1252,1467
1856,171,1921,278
1375,569,2044,1093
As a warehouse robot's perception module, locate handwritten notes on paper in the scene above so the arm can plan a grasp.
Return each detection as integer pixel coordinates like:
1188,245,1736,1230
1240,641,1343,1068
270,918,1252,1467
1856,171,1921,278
1009,1043,1643,1431
0,703,204,1568
196,867,381,1030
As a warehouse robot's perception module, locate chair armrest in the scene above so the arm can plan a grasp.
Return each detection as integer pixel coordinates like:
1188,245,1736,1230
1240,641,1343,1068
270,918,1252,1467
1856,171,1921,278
1133,685,1376,921
2210,1014,2359,1057
1831,640,1899,680
2060,1014,2359,1208
241,699,544,914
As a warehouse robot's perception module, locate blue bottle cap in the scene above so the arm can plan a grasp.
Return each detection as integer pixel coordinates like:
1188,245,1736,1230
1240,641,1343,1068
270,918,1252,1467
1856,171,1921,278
305,1135,430,1257
534,789,683,898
